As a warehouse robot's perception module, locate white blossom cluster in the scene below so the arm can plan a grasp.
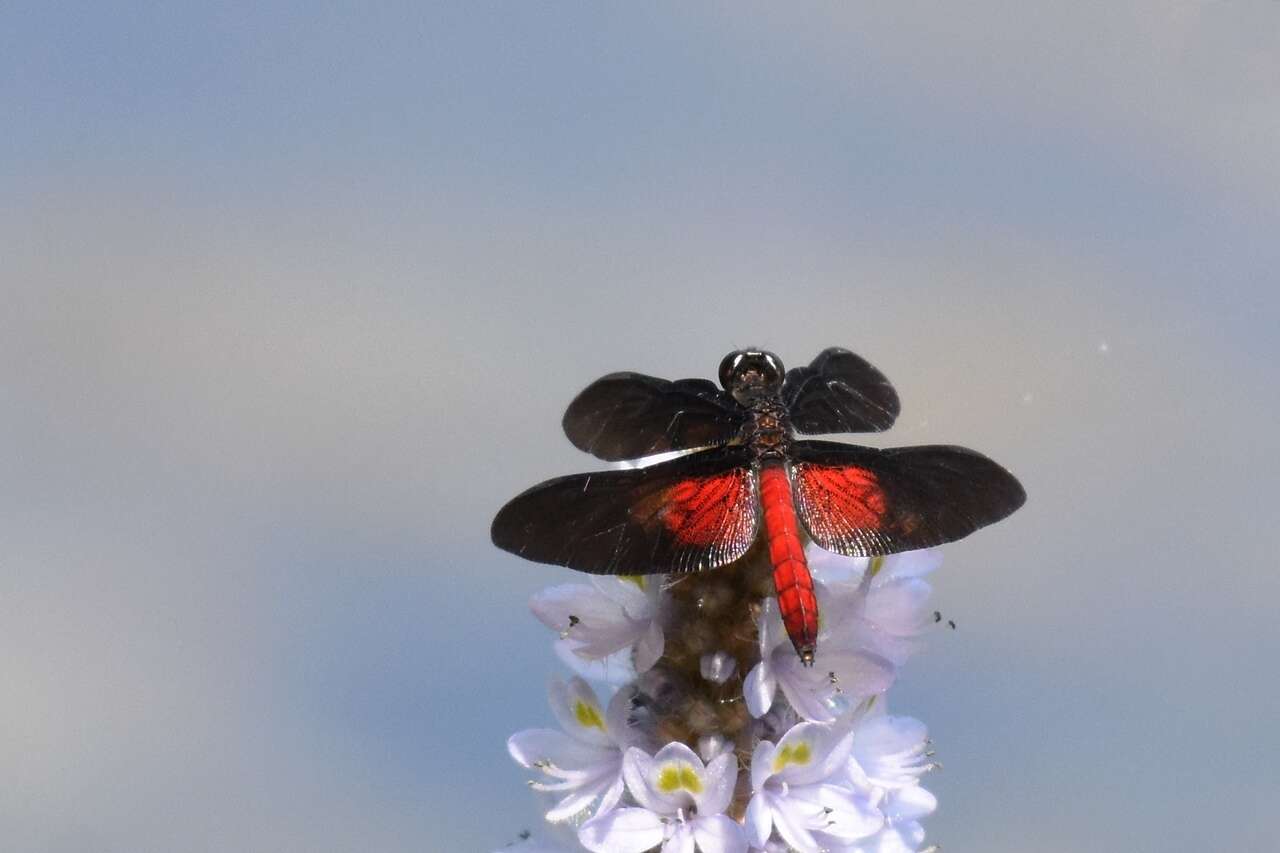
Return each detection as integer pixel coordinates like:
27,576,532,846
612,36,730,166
503,547,944,853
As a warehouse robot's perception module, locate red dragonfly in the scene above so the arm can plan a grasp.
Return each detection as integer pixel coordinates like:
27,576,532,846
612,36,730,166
491,348,1025,664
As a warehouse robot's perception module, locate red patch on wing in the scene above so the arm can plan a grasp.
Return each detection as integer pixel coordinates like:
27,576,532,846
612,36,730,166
793,463,888,546
662,469,753,547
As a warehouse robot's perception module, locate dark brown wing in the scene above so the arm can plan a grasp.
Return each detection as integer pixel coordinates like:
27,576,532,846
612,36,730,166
491,446,759,575
562,372,747,462
781,348,900,434
790,440,1025,556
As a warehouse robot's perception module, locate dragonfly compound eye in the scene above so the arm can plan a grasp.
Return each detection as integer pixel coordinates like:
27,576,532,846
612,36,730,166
718,350,785,393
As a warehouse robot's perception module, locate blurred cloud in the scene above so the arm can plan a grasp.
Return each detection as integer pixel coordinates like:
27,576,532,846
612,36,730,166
726,2,1280,198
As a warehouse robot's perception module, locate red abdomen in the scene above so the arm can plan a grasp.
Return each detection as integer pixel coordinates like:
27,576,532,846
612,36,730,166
759,463,818,664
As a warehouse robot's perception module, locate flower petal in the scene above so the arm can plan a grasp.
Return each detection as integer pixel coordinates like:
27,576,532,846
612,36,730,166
757,597,784,653
773,654,842,722
821,648,896,703
853,714,931,790
662,822,697,853
771,723,853,787
634,617,665,673
864,578,932,634
697,734,731,764
652,740,703,764
874,549,941,583
749,739,777,792
692,814,748,853
743,791,774,848
856,819,926,853
622,746,664,814
642,741,705,813
507,728,615,774
605,685,637,747
792,783,883,840
531,583,622,634
860,715,927,757
591,575,653,620
695,752,738,817
545,772,616,823
743,660,777,718
578,807,665,853
554,639,637,686
569,618,648,660
548,678,613,748
596,770,627,816
806,548,870,586
812,730,857,785
884,784,937,821
700,651,737,684
534,584,650,661
769,792,821,853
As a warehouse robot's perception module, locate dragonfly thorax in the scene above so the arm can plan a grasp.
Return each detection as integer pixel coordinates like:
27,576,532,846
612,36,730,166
742,397,792,461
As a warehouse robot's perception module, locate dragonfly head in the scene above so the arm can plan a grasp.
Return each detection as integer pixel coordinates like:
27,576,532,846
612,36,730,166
719,349,785,402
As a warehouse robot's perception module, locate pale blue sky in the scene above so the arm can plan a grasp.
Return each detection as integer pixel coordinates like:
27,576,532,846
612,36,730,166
3,4,1278,851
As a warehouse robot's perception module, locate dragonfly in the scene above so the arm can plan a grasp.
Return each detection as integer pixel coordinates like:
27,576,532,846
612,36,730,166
491,348,1025,664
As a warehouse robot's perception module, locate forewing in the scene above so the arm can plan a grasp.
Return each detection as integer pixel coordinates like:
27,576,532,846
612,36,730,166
781,348,900,434
491,446,759,575
791,440,1025,556
562,372,746,461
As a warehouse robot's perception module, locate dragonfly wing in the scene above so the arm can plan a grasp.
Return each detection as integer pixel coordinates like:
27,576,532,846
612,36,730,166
790,439,1025,556
782,348,900,435
562,372,746,461
491,446,759,575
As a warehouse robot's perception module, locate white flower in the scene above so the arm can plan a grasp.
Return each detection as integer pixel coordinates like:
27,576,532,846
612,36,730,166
531,576,665,681
696,733,733,764
512,541,947,853
847,713,934,793
805,549,872,586
700,651,737,684
826,809,929,853
578,742,746,853
831,709,938,853
508,678,636,822
743,598,894,722
553,641,637,686
865,786,936,852
745,722,882,853
816,549,941,668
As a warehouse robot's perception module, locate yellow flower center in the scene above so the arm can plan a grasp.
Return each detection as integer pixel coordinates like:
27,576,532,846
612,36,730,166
867,555,885,579
573,700,605,730
772,740,813,773
656,762,703,794
619,574,646,590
